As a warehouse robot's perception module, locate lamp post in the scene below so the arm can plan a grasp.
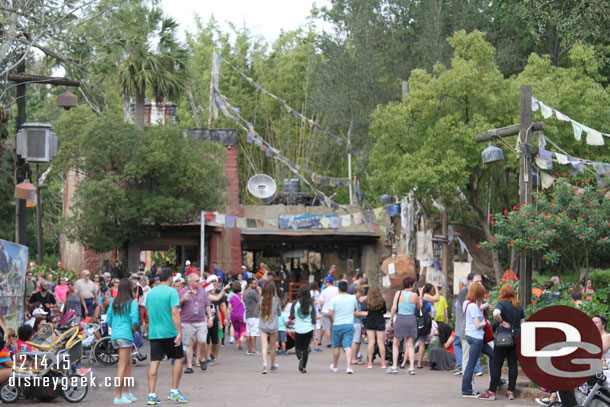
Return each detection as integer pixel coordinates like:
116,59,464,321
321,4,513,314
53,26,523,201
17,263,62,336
475,85,545,306
15,122,58,264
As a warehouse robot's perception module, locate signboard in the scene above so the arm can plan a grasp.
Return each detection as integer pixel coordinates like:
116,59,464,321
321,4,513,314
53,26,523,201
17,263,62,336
0,240,28,332
453,262,471,295
282,250,305,259
426,266,445,287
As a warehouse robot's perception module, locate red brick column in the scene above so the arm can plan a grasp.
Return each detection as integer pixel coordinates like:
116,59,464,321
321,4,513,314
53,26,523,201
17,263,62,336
224,145,244,277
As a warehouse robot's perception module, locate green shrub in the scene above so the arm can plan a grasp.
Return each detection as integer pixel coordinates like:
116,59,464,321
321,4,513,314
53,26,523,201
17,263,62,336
587,269,610,289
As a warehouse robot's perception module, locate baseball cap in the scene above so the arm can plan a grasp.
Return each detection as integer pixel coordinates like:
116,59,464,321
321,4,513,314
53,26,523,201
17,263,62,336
324,275,335,284
32,308,48,316
130,273,140,279
82,269,90,276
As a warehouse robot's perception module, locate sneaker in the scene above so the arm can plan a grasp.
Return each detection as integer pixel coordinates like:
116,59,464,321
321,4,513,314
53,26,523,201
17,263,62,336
329,364,338,373
366,363,373,369
271,364,279,371
535,398,550,406
313,347,323,352
262,365,268,374
147,395,162,405
474,371,484,377
245,351,253,356
346,367,354,374
462,391,481,398
408,368,416,375
76,368,92,376
506,391,514,400
386,366,398,374
281,350,289,356
380,362,387,369
275,350,280,355
123,393,137,402
300,368,307,373
114,396,132,405
168,390,187,403
200,361,207,371
184,367,193,374
478,390,496,400
137,352,148,361
453,369,463,376
252,351,261,356
207,359,217,366
499,378,508,387
326,344,331,348
229,337,235,344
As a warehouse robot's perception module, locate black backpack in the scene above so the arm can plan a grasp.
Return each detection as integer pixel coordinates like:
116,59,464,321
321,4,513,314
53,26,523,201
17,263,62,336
416,301,432,337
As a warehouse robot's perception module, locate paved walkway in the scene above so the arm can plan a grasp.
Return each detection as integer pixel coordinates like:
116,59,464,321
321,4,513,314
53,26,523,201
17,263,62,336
29,341,538,407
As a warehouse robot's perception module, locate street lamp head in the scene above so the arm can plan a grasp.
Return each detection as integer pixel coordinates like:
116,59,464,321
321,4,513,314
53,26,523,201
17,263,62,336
482,142,504,165
16,122,57,163
57,90,77,110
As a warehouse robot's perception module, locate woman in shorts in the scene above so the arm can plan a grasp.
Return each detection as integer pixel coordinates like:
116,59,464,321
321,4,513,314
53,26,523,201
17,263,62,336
259,281,282,374
364,286,387,368
107,278,139,405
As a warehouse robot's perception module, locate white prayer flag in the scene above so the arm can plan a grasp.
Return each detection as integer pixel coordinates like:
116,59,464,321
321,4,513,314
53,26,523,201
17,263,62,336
586,130,604,146
572,121,583,141
540,102,553,119
555,152,569,164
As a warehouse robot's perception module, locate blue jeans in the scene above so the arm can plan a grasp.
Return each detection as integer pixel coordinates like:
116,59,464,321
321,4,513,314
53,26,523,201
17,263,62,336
461,336,493,394
454,335,482,372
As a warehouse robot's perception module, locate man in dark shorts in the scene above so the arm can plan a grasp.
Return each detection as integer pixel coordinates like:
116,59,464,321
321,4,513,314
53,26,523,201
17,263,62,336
146,268,187,404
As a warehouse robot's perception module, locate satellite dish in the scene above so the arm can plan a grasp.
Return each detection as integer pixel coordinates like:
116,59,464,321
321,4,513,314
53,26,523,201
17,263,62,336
247,174,277,200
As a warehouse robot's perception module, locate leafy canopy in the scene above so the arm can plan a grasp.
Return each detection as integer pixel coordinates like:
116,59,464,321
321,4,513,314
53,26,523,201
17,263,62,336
53,106,227,252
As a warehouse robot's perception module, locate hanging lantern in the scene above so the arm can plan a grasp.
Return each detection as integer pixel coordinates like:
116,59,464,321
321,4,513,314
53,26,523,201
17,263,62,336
14,180,37,207
57,90,78,110
481,143,504,165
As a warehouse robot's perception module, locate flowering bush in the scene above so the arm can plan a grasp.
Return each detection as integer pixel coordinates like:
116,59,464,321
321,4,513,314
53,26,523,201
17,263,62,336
480,179,609,274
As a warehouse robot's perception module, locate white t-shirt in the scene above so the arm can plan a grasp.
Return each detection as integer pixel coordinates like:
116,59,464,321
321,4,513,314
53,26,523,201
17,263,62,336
319,286,339,313
310,290,321,311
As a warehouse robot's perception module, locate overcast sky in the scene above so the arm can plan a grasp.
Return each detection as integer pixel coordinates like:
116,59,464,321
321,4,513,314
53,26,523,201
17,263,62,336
160,0,327,43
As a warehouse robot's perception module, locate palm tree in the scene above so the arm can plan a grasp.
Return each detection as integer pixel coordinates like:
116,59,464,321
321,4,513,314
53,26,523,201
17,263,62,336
114,4,187,129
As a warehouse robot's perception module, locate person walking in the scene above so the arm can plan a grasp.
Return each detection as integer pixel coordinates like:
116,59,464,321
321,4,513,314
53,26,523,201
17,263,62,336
318,276,339,348
387,277,422,375
364,286,387,369
243,278,261,355
461,282,494,398
290,286,317,373
259,281,281,374
146,268,187,405
75,270,97,317
455,273,484,376
65,281,87,323
328,280,366,374
228,282,246,350
179,273,213,374
479,284,525,400
107,278,139,405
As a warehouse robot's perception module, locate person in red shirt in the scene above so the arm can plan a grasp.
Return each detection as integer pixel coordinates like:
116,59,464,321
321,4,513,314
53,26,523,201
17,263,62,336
428,322,456,371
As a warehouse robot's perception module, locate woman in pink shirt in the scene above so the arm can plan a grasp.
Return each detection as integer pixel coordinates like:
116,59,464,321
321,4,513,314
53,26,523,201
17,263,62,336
55,277,69,306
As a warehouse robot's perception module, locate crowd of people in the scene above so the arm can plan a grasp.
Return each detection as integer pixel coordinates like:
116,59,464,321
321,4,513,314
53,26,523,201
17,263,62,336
5,262,609,406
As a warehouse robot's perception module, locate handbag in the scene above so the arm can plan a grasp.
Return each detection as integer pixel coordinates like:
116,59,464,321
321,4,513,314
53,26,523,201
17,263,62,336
494,328,514,348
483,314,495,343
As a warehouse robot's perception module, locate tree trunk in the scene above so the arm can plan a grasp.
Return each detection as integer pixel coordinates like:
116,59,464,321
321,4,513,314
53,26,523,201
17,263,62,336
510,247,519,274
122,94,131,123
135,85,146,130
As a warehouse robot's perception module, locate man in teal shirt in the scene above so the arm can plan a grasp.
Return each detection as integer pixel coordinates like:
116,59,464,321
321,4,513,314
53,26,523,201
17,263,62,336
146,268,186,404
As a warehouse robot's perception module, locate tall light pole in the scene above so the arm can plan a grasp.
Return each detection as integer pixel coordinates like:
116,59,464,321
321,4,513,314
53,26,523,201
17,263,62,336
475,85,545,306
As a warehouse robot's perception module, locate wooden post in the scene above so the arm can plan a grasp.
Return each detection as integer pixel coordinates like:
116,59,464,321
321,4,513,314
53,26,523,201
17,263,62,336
519,85,533,306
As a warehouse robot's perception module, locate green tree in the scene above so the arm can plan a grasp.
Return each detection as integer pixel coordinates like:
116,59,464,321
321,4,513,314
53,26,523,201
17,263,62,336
53,106,227,254
481,179,610,277
110,3,187,129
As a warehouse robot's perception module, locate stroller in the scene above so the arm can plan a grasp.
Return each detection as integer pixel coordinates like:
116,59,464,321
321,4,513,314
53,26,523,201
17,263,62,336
372,319,404,365
1,323,89,403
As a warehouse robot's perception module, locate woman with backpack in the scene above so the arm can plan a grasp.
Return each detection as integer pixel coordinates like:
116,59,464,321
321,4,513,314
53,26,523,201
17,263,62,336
106,278,139,405
290,285,317,373
228,282,246,350
478,284,524,401
387,277,423,375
